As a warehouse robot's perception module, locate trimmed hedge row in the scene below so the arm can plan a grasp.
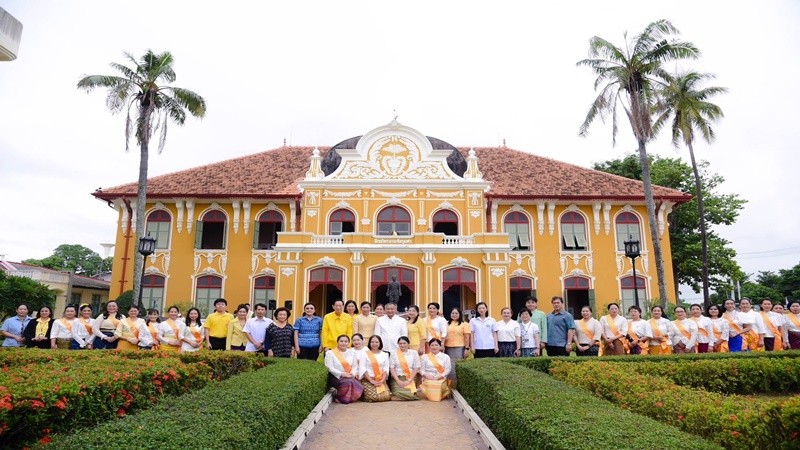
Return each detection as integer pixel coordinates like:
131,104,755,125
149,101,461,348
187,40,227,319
456,359,721,450
549,360,796,449
47,359,329,449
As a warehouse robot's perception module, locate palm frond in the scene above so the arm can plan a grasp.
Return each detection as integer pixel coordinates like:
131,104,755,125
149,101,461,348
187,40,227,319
77,75,130,92
105,82,136,113
164,87,207,119
158,114,168,154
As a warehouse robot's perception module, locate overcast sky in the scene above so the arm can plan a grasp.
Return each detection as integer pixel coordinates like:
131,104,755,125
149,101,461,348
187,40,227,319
1,1,798,299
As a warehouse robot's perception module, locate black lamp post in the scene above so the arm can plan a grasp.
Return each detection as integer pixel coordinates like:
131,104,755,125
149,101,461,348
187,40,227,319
137,233,157,310
624,235,642,308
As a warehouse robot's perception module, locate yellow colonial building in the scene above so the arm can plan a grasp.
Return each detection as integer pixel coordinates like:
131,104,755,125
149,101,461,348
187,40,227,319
94,122,688,319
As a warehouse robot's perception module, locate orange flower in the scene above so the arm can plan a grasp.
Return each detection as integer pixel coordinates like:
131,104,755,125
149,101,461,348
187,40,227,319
53,399,66,410
116,408,126,417
729,414,738,422
39,436,52,445
30,400,45,409
655,401,663,407
731,431,741,437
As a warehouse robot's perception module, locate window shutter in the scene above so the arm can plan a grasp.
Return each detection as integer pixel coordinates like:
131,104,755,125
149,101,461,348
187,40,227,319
194,221,203,249
588,289,596,318
252,223,260,249
222,220,228,249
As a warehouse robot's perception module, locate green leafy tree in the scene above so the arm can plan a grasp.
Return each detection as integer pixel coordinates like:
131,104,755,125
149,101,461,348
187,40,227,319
0,271,55,321
78,50,206,303
654,71,728,308
594,154,745,299
23,244,111,276
578,20,699,306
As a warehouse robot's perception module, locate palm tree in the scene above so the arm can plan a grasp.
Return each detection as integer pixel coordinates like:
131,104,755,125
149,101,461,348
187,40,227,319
655,71,727,308
78,50,206,305
577,20,699,306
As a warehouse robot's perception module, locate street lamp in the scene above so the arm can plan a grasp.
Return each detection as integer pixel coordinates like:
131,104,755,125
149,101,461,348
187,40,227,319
624,235,641,308
137,233,157,310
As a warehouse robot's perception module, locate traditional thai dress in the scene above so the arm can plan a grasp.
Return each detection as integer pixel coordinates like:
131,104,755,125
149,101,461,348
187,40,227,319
78,317,94,348
672,319,698,353
115,317,146,351
647,318,674,354
92,313,124,349
600,314,628,355
324,348,363,403
353,314,377,340
157,319,186,353
690,316,716,353
359,350,391,402
739,310,765,352
575,318,602,357
785,313,800,349
723,311,748,352
761,311,784,351
710,318,729,352
182,322,204,352
390,349,420,400
420,352,452,401
627,319,652,355
142,321,160,350
406,318,427,354
50,318,90,349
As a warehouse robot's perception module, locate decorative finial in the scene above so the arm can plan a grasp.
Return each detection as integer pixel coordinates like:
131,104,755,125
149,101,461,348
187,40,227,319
502,138,506,147
305,146,324,180
283,137,287,147
464,147,483,181
390,109,399,127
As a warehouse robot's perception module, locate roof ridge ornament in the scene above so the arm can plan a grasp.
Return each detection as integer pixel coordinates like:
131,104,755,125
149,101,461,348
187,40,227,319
463,147,483,181
304,147,324,180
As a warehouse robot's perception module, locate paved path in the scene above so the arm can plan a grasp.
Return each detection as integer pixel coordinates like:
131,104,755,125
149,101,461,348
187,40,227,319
300,397,488,450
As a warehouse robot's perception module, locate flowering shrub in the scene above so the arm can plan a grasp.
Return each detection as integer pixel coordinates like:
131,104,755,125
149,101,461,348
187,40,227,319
548,360,795,449
457,359,720,449
48,359,328,449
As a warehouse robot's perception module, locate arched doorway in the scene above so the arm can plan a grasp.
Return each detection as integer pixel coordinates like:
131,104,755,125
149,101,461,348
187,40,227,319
442,268,477,316
371,267,415,311
564,276,591,319
308,267,344,314
509,276,535,314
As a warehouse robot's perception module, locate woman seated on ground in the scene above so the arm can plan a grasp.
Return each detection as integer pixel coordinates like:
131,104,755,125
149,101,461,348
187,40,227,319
390,336,420,401
77,305,95,349
689,304,716,353
226,304,249,351
707,304,729,352
114,304,147,351
324,334,363,404
50,305,90,350
359,335,391,402
647,306,673,355
600,303,627,356
181,308,204,352
157,306,186,353
672,306,698,354
351,333,367,371
626,306,652,355
92,301,124,350
419,339,452,401
24,306,54,349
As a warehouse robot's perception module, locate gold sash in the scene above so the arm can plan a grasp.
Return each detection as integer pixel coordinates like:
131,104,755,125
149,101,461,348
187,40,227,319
126,318,140,338
427,353,445,374
690,317,709,338
674,320,692,341
397,351,412,379
723,312,743,333
79,318,92,334
166,319,180,340
366,351,387,394
60,318,73,333
333,349,352,373
426,317,441,340
649,318,668,350
108,316,120,329
760,312,782,351
578,319,595,342
189,324,202,342
787,313,800,330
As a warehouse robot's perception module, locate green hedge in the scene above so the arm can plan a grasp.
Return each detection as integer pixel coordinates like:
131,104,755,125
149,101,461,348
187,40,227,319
47,359,329,449
456,359,720,450
549,360,796,449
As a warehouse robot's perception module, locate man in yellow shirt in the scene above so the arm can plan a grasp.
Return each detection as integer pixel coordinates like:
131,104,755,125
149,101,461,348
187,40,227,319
204,298,234,350
321,299,352,352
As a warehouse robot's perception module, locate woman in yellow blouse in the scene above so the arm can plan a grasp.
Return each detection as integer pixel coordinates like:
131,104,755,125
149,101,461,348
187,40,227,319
23,306,54,349
226,305,249,351
353,301,377,339
114,305,147,351
405,305,427,355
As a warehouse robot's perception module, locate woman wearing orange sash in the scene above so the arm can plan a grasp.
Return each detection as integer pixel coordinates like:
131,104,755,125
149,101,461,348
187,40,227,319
689,304,715,353
351,333,367,372
425,302,448,352
91,301,124,350
78,305,95,349
390,336,420,400
353,302,378,339
420,339,452,401
405,305,427,355
600,303,627,355
672,307,698,353
783,302,800,349
759,299,784,352
626,306,652,355
226,305,249,351
114,305,146,351
157,306,187,353
738,298,765,351
723,299,751,352
574,306,602,357
181,308,204,352
359,335,391,402
50,305,90,350
141,308,161,350
647,306,673,355
707,305,729,352
324,335,363,404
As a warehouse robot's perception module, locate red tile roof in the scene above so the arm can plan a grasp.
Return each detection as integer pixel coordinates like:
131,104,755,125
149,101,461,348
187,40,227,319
93,146,690,202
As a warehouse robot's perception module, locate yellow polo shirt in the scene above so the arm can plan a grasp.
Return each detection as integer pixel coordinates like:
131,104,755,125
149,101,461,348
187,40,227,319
204,312,234,338
322,312,353,349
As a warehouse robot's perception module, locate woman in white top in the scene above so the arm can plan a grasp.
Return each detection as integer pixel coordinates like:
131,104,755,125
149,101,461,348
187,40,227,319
77,305,95,349
672,306,698,353
494,307,521,357
723,299,752,353
92,301,125,350
707,304,729,352
419,338,452,401
600,303,627,356
50,305,90,350
782,302,800,350
425,303,448,348
759,299,785,352
359,335,391,402
182,307,204,352
390,336,420,401
738,298,765,351
157,306,187,353
470,302,497,358
626,305,652,355
689,304,716,353
647,306,674,354
324,334,362,404
350,333,368,374
574,305,602,357
518,309,541,357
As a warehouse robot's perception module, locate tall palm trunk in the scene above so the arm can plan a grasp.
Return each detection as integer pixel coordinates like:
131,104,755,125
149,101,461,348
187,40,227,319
687,141,710,308
132,100,154,308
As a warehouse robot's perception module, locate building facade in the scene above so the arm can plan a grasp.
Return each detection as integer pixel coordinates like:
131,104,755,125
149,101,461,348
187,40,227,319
95,122,689,319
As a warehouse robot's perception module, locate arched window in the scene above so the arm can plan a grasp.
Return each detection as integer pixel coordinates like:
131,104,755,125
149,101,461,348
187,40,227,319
620,276,647,312
146,210,171,249
376,206,411,236
142,275,165,311
510,276,535,313
432,210,458,236
195,275,222,315
560,211,587,251
504,212,530,251
442,268,476,290
329,209,355,235
253,275,276,308
254,210,283,250
195,210,227,250
615,212,642,251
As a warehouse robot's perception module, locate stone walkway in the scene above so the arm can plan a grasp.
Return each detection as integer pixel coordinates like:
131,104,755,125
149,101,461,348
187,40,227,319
300,397,489,450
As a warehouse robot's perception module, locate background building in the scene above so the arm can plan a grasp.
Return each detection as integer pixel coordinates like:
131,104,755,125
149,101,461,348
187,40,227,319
94,122,689,319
